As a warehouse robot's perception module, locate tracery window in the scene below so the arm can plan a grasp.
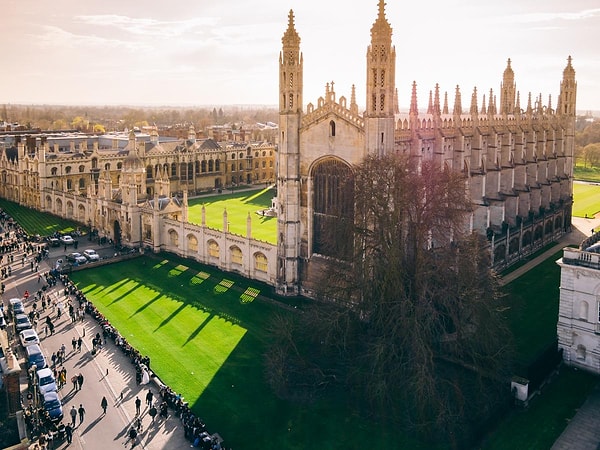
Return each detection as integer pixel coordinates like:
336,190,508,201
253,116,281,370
312,158,354,259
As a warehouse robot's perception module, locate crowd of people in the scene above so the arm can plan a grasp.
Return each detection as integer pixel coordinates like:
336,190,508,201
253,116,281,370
72,285,227,449
0,207,229,450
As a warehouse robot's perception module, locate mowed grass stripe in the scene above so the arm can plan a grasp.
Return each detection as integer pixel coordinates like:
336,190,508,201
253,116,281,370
79,270,246,402
572,182,600,218
188,188,277,243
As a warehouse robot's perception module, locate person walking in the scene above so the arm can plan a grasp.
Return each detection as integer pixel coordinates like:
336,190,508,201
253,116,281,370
101,396,108,415
145,389,153,407
135,396,141,416
77,372,84,390
71,336,77,352
65,423,73,444
149,404,157,422
70,405,77,427
78,404,86,425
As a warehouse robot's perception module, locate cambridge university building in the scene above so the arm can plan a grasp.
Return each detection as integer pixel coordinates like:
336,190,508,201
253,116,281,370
0,1,577,296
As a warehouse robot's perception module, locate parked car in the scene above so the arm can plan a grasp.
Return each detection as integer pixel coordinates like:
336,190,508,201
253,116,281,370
82,249,100,261
9,298,25,315
36,368,58,395
19,329,40,347
60,235,74,245
42,391,63,422
26,344,47,370
48,238,61,247
66,252,87,264
14,314,32,331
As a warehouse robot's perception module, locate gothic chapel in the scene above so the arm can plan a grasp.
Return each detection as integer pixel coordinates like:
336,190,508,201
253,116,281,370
276,1,576,295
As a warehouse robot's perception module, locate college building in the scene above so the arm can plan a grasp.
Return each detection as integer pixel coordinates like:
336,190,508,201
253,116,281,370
0,1,577,296
275,1,576,295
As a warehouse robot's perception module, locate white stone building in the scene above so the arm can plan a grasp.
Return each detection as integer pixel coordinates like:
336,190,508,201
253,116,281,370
557,237,600,374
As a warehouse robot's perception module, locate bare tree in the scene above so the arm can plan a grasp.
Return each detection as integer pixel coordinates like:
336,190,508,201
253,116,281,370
265,154,513,446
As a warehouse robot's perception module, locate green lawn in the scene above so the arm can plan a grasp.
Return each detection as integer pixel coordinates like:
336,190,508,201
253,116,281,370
481,367,598,450
572,182,600,218
574,164,600,183
500,250,563,365
0,199,83,236
70,253,420,450
188,188,277,244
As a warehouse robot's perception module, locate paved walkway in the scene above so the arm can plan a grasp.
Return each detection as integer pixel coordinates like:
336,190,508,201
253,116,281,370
2,242,193,450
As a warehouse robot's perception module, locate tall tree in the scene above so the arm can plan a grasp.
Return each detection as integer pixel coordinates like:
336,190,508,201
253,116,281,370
265,154,513,446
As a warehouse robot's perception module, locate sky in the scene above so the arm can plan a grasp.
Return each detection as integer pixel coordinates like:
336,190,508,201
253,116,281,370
1,0,599,112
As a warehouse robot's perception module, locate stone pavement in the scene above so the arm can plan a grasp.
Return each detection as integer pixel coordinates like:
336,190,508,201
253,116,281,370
3,242,193,450
551,382,600,450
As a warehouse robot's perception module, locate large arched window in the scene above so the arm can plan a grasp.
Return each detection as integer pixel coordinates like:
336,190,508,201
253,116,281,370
312,158,354,259
254,252,268,272
187,234,198,252
230,246,243,265
208,240,220,258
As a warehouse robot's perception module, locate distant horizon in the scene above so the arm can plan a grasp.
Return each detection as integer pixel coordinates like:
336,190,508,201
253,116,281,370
2,0,598,111
1,103,599,119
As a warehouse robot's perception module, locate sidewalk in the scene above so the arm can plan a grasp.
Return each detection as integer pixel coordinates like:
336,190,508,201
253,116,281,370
499,215,599,286
3,243,191,450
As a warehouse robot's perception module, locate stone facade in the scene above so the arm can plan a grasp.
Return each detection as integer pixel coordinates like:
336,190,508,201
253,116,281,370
557,238,600,375
276,1,577,295
0,129,278,286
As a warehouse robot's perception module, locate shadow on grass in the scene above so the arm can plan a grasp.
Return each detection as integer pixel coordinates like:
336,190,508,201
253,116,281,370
129,292,164,318
154,302,188,332
103,278,136,300
182,314,213,347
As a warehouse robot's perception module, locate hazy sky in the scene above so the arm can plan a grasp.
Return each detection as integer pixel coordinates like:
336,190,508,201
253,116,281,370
2,0,599,112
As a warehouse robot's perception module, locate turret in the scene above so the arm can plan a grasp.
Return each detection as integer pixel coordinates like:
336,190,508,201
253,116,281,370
277,10,303,295
500,58,516,115
365,0,396,155
558,56,576,117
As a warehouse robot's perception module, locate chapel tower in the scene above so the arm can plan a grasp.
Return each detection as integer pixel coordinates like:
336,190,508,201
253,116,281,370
500,59,516,115
276,10,303,294
365,0,396,156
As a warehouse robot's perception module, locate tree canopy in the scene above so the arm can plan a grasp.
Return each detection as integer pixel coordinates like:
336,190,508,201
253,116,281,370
265,154,513,447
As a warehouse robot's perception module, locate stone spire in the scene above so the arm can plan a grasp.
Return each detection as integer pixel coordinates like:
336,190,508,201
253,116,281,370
453,85,462,116
365,0,396,155
427,90,433,114
280,10,303,114
442,91,449,115
481,94,487,115
350,84,358,115
500,58,516,115
526,92,533,115
433,84,441,116
470,87,478,115
558,55,576,116
410,81,418,115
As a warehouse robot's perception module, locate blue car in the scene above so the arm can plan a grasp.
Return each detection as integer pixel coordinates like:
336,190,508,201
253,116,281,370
42,391,63,422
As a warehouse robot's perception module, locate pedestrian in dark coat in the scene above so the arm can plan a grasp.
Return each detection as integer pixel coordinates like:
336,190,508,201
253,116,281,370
135,396,141,415
78,404,86,424
65,423,73,443
101,396,108,415
77,373,84,390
